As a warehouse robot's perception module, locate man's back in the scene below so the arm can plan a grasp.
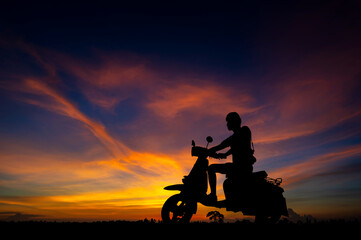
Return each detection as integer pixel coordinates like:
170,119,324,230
223,126,252,166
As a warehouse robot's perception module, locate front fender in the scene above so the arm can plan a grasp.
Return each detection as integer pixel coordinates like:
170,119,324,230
164,184,184,191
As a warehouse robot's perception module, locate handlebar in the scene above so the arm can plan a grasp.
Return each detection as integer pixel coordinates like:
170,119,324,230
191,146,209,157
191,146,223,159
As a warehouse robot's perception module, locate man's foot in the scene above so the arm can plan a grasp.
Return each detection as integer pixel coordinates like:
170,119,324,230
204,193,217,206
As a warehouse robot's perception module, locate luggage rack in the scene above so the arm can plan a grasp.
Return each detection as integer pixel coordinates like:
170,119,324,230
266,177,283,186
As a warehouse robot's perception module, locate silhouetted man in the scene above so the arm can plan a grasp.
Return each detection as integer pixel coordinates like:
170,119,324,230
207,112,255,203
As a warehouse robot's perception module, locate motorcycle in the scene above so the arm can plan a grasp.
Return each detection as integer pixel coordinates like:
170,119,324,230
161,136,288,223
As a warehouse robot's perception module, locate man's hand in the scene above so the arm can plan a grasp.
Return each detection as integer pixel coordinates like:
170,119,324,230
210,153,227,159
217,153,227,159
208,149,228,159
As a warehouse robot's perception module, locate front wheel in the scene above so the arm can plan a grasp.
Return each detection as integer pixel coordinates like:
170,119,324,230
161,194,196,223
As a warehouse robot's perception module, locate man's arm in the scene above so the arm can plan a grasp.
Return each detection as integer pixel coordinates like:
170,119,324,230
224,149,232,156
216,149,232,159
209,136,231,153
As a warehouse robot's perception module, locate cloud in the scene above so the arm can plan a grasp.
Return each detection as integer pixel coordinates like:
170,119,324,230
269,143,361,187
1,61,185,217
7,44,361,177
63,59,156,111
21,78,131,160
252,78,361,144
0,187,171,220
248,42,361,146
30,48,158,111
19,44,263,120
0,212,44,221
17,43,361,148
146,83,260,119
5,77,185,178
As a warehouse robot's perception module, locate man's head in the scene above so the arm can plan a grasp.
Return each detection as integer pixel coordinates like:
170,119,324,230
226,112,241,131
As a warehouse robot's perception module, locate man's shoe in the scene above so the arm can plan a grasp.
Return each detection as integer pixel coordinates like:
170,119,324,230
204,193,217,206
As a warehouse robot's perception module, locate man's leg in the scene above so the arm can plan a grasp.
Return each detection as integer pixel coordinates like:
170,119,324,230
208,164,229,196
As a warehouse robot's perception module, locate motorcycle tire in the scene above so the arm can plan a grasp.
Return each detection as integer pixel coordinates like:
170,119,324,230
161,194,196,223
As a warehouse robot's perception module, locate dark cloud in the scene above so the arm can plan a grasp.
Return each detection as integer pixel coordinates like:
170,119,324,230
0,212,44,221
315,161,361,178
287,208,316,223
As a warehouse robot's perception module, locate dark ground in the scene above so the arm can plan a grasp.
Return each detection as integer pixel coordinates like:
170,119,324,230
1,220,359,238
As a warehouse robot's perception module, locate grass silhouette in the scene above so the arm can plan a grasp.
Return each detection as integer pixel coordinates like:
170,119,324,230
1,218,359,238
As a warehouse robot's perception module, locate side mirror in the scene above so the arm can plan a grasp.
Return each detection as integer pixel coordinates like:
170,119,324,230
206,136,213,148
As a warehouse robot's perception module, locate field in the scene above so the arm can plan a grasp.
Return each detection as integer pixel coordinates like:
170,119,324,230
1,219,359,238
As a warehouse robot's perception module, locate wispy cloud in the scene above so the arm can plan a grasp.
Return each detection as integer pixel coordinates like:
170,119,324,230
251,66,361,145
0,211,44,221
22,78,130,161
15,78,184,179
147,83,261,119
269,143,361,187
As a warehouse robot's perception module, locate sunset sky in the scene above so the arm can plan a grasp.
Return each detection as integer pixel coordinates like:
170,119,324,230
1,1,361,221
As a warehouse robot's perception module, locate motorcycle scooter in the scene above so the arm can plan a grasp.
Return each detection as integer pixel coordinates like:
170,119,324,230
161,137,288,223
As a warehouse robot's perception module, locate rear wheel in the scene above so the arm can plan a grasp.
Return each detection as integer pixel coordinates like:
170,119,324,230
161,194,196,223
